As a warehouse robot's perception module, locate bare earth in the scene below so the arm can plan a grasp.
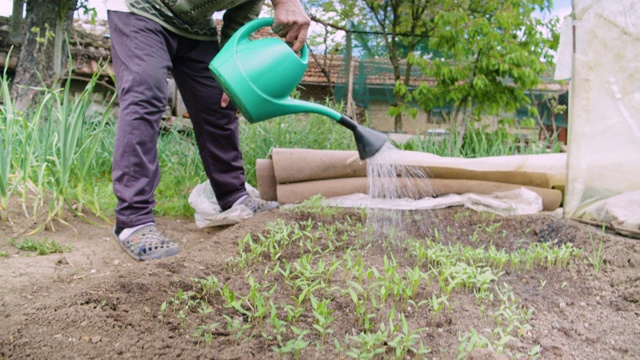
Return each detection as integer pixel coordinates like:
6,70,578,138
1,196,639,360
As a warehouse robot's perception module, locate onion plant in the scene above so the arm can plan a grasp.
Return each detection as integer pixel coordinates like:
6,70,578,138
43,68,99,223
0,64,16,221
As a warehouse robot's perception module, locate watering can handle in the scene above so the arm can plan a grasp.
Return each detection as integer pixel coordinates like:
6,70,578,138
234,17,308,64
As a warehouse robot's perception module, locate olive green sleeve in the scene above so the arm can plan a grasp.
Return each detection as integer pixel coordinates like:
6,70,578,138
220,0,265,47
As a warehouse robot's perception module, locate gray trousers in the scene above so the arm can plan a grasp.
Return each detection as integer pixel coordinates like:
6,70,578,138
108,11,247,229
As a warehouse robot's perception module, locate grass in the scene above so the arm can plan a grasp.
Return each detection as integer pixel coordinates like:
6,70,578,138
393,123,562,158
8,237,72,255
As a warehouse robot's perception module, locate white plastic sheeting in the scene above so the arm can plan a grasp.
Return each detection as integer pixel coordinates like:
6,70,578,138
563,0,640,236
324,188,545,217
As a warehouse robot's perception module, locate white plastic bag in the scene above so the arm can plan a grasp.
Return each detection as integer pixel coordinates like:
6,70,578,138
188,181,260,228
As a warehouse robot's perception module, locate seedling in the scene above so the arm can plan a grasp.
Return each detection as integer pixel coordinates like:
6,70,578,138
310,294,336,347
272,325,310,360
177,309,190,332
197,302,213,322
346,324,389,359
587,226,606,274
387,312,430,359
193,322,220,346
223,314,252,345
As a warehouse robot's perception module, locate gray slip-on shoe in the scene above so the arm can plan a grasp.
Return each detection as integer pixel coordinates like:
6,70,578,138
113,225,180,261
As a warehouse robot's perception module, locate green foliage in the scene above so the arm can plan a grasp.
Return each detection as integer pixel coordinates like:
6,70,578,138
0,54,17,221
305,0,435,131
411,0,559,119
8,237,72,255
394,124,560,158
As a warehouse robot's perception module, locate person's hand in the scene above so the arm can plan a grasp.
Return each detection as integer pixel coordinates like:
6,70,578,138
221,92,230,108
271,0,311,52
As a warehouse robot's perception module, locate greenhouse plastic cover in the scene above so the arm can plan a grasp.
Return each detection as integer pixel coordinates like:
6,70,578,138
563,0,640,237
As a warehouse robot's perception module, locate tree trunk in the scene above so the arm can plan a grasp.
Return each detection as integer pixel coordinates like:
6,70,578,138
392,60,403,132
9,0,24,44
393,96,403,133
11,0,76,111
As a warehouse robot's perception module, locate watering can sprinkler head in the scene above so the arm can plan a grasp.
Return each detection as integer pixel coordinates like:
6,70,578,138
337,115,389,160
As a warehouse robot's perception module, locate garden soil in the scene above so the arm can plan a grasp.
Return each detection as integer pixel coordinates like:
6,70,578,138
1,196,639,359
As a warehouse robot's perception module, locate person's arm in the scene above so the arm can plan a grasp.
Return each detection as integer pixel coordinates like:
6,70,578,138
220,0,311,108
221,0,310,51
271,0,311,52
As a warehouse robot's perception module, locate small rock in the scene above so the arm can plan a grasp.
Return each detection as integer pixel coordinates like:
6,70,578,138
91,269,97,273
91,336,102,344
53,334,63,340
580,301,587,307
559,302,567,309
113,260,121,266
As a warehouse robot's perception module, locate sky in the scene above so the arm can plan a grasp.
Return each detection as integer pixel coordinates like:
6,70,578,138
0,0,573,20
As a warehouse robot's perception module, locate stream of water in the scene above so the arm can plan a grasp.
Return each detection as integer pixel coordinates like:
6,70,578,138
365,143,434,239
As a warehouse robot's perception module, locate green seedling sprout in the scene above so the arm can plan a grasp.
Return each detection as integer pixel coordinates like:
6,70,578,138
310,294,336,348
387,311,430,359
588,226,606,274
223,314,252,346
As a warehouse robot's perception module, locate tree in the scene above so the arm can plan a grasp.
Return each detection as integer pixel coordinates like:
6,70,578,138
362,0,434,132
11,0,78,110
410,0,558,154
305,0,435,132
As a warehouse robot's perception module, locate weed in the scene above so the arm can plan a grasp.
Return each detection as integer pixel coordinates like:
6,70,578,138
8,237,71,255
0,250,9,257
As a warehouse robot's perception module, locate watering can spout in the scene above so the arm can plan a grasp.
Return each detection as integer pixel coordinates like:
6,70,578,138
336,115,388,160
270,101,388,159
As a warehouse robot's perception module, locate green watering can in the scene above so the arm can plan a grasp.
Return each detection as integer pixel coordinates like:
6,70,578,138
209,17,388,160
